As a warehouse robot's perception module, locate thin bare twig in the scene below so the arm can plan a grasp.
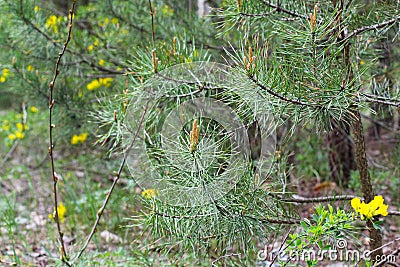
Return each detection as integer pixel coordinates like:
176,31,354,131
341,15,400,44
360,93,400,107
372,237,400,267
388,210,400,216
0,141,19,170
75,103,148,261
48,1,77,265
280,194,359,203
269,231,291,267
148,0,155,46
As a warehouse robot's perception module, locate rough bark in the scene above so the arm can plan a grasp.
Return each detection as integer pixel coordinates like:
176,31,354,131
352,110,383,262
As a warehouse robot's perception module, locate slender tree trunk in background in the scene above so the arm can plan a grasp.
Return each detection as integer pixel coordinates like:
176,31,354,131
327,121,356,187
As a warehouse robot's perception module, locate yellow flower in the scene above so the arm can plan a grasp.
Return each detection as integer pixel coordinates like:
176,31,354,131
104,18,110,24
71,132,88,145
34,5,40,12
351,195,388,220
93,39,99,46
360,60,365,65
71,135,80,145
0,76,5,83
100,77,113,87
27,65,34,72
369,195,388,217
142,189,156,199
87,79,101,91
162,5,174,16
45,15,61,34
88,45,94,52
49,202,67,223
98,59,105,66
1,122,10,131
30,106,38,113
15,131,25,139
2,68,10,77
87,77,113,90
79,132,88,141
8,133,16,141
111,17,119,24
16,122,25,132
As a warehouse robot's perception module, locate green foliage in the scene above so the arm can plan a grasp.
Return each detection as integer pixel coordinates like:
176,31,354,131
294,133,330,180
282,204,356,267
0,0,399,265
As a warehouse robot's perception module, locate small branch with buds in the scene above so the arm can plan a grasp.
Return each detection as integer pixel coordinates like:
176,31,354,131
48,1,77,265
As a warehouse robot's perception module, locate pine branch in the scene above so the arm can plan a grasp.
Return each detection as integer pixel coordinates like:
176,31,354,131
341,15,400,43
248,74,314,107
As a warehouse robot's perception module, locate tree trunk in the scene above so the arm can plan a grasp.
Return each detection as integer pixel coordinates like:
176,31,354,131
327,121,356,187
352,110,383,262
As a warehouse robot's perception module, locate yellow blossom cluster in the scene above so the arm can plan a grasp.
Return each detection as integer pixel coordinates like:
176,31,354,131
88,39,100,53
27,65,34,72
1,108,37,143
2,121,27,141
71,132,88,145
48,201,67,223
45,15,63,34
162,5,174,17
1,68,10,83
98,17,119,27
86,77,113,91
142,189,156,199
34,6,40,12
351,195,388,220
